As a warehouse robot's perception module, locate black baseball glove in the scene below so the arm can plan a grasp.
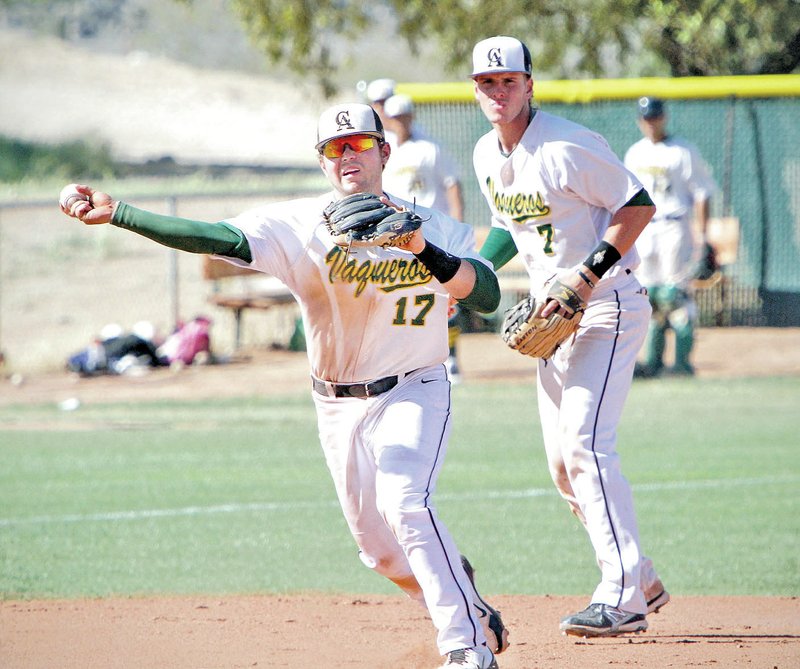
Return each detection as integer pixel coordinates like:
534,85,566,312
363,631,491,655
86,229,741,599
323,193,422,248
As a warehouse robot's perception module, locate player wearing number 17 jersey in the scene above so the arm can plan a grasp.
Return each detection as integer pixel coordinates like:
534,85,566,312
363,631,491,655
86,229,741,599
58,102,507,669
471,35,670,637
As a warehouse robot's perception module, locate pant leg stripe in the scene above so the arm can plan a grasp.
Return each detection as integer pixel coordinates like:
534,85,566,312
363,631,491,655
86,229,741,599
423,382,480,646
589,289,627,609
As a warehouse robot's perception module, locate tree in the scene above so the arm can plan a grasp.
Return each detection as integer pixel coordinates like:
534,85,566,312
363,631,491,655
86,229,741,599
228,0,800,94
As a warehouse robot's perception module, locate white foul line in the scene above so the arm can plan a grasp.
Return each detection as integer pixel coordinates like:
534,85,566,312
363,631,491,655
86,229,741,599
0,475,796,527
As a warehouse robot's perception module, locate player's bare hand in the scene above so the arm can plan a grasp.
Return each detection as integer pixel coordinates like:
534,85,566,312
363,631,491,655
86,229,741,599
394,227,425,254
376,196,426,253
59,184,115,225
378,194,404,212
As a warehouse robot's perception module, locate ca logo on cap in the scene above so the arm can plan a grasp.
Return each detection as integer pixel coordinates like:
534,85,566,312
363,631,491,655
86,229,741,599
336,111,355,132
487,47,504,68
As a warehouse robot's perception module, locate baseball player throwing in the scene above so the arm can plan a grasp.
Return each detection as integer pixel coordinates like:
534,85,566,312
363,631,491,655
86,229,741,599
59,102,507,669
470,36,670,637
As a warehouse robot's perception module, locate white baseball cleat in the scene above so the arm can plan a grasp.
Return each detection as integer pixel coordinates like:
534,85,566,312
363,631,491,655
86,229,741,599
439,645,498,668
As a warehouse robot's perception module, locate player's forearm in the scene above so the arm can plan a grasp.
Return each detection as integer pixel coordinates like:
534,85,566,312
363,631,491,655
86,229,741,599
603,188,656,258
600,188,655,255
411,239,500,312
112,202,252,262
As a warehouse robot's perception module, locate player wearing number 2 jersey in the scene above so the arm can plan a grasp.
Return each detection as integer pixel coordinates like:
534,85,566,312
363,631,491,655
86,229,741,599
470,36,670,637
58,103,507,669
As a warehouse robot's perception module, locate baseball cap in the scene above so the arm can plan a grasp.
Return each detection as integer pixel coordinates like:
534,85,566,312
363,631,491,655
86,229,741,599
366,78,396,103
638,96,665,119
471,35,532,77
316,103,385,150
383,94,414,118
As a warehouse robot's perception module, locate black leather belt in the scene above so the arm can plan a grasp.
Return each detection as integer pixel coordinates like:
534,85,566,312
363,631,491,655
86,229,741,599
312,374,401,399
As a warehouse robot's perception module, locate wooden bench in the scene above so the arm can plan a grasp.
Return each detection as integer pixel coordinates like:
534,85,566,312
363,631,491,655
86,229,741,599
201,257,298,350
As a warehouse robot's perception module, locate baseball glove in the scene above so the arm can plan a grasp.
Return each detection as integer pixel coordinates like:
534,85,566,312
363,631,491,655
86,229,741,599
694,241,719,282
323,193,422,248
502,278,585,359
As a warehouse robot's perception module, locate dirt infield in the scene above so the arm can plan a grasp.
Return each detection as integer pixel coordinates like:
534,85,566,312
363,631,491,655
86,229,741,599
2,594,798,668
2,328,799,668
3,327,800,407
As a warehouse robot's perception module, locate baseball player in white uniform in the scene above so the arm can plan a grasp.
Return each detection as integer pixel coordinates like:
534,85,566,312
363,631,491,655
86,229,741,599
381,93,465,221
469,36,670,637
365,78,434,146
625,96,717,377
59,103,507,669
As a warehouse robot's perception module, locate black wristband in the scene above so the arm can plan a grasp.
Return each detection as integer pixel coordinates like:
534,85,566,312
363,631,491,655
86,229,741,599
414,241,462,284
583,241,621,279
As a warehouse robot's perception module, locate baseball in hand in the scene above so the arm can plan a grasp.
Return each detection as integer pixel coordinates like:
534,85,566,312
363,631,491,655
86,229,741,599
59,184,92,218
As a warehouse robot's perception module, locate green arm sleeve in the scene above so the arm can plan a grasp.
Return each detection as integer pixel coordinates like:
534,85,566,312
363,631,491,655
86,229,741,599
112,202,252,263
457,258,501,313
479,227,518,271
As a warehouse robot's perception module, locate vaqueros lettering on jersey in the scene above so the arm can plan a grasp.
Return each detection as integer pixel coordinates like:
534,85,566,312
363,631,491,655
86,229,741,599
325,246,432,297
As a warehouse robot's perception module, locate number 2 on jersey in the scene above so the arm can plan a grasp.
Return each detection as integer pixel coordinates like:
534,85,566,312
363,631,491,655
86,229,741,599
393,294,435,326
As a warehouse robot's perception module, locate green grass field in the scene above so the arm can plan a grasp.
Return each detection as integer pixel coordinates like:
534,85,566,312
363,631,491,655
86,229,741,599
1,376,798,600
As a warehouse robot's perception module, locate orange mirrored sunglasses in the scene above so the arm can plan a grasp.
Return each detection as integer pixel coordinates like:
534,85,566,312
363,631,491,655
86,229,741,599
320,134,379,159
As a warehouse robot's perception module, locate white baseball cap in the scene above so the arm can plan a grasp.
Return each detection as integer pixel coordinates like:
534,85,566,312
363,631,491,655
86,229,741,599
383,94,414,118
316,103,385,150
366,78,396,103
471,36,532,77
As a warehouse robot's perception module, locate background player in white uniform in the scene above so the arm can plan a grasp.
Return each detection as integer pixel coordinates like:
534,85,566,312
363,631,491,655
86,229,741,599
380,92,467,381
365,78,434,146
625,96,717,377
470,36,670,637
381,93,465,221
58,103,506,669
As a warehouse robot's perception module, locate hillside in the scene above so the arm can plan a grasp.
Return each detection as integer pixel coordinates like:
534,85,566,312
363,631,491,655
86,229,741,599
0,28,324,167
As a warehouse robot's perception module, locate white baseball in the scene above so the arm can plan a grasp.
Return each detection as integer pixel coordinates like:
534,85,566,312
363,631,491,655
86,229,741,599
59,184,92,217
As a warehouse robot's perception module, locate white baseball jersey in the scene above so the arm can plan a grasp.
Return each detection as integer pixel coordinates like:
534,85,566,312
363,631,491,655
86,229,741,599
221,192,485,383
474,110,644,291
383,135,461,216
624,135,715,222
625,135,717,287
219,191,496,654
474,110,660,615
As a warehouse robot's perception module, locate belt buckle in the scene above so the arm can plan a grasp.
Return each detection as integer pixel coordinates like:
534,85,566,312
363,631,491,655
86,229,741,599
363,379,383,397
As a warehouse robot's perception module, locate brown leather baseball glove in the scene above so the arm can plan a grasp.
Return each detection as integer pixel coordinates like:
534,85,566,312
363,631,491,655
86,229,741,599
502,277,586,359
